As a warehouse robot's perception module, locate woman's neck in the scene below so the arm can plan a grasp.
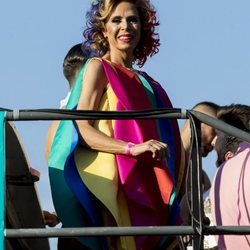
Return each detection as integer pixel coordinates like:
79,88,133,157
109,51,133,68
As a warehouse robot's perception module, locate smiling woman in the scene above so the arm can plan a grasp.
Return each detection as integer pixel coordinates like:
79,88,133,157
102,2,141,60
47,0,186,249
2,0,250,250
84,0,160,66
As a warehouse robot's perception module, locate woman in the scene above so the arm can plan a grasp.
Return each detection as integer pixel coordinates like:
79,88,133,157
48,0,185,249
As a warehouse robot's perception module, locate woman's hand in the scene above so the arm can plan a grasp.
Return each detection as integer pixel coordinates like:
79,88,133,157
130,140,170,161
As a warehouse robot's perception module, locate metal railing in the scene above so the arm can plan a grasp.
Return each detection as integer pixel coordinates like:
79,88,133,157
1,108,250,250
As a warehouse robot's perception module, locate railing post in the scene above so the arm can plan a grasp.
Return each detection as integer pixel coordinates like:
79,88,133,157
0,112,6,250
190,116,204,250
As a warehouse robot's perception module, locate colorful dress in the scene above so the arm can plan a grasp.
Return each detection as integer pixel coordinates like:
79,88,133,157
48,58,185,249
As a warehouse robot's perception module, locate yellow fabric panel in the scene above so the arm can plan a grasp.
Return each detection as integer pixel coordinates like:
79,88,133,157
117,190,136,250
75,147,121,222
75,85,120,222
74,85,135,248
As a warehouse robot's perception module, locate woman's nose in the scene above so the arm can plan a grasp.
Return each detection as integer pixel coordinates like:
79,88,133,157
121,20,129,30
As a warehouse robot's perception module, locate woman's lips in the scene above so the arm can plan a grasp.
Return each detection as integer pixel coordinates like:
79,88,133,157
118,34,133,42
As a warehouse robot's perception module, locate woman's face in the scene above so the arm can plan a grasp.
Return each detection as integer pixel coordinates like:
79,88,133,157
103,1,141,58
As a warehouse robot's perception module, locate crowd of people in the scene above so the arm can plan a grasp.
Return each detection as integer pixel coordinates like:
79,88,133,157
38,0,250,249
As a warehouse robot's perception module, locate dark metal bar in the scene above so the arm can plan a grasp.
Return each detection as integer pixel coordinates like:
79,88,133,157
5,226,196,238
190,110,250,143
5,109,250,142
5,108,186,121
5,226,250,239
204,226,250,235
0,112,6,250
190,116,204,250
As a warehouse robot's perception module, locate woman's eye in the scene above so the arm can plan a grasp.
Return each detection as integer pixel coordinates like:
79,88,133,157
111,18,121,23
128,17,139,24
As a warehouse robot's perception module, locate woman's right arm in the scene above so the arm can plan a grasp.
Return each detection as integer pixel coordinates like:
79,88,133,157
75,59,169,160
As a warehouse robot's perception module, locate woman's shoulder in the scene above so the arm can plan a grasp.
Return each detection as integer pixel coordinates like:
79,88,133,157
84,57,105,75
87,56,102,67
84,57,108,85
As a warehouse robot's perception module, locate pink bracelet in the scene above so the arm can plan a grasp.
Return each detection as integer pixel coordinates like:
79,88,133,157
125,142,135,155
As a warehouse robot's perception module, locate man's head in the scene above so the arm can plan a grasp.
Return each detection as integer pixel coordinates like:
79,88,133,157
192,101,220,157
63,43,88,88
212,104,250,167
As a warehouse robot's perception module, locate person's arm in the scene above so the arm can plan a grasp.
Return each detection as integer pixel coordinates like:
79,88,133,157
43,210,60,227
45,120,60,162
76,59,169,160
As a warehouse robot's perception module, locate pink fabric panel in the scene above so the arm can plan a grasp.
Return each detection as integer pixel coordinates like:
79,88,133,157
101,59,175,249
101,59,160,182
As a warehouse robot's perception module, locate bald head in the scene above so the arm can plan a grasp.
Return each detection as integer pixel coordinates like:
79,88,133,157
192,102,220,157
192,101,219,118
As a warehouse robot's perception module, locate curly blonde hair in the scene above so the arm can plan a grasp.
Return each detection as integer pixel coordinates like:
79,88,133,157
83,0,160,67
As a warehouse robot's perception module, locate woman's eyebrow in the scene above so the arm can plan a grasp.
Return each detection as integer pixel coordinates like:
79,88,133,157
111,15,121,19
111,15,139,19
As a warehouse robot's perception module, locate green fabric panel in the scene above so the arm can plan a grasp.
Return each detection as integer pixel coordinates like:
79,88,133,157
67,58,91,109
48,121,73,170
135,72,157,108
48,59,90,170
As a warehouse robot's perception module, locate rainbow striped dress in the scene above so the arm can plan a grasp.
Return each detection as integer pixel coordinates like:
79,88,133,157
48,58,185,249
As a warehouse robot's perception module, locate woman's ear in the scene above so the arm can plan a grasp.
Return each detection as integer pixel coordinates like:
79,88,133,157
224,151,234,161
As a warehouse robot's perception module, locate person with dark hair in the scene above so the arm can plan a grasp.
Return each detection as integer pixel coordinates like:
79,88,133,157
48,1,185,249
212,104,250,167
181,101,220,158
45,44,87,161
179,101,220,249
60,43,88,108
45,44,88,250
210,104,250,250
180,101,220,195
62,43,87,87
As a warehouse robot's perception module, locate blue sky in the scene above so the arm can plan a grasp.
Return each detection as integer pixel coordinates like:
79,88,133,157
1,0,250,248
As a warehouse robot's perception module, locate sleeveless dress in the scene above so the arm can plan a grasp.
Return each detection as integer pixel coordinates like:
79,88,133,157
48,58,185,250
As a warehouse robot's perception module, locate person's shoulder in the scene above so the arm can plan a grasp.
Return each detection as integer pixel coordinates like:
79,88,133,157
85,57,104,75
87,56,102,67
84,57,107,85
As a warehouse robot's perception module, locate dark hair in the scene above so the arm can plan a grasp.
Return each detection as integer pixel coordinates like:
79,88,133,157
216,104,250,165
215,134,241,167
192,101,220,114
63,44,88,87
217,104,250,132
82,0,160,67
